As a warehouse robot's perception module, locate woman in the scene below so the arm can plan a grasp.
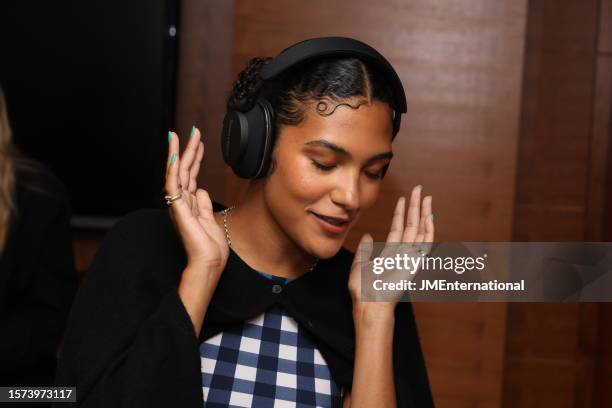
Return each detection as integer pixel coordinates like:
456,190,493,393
55,37,435,407
0,83,77,397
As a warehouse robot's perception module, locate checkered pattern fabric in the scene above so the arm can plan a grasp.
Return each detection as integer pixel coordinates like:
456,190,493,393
200,271,344,407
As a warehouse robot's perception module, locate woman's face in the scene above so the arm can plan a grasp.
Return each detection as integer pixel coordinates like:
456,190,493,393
263,98,394,259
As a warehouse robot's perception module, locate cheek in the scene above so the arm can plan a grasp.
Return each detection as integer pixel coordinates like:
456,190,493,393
278,157,331,202
360,182,381,210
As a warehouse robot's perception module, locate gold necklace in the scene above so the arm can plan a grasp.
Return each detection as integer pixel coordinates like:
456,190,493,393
221,205,236,249
222,205,319,272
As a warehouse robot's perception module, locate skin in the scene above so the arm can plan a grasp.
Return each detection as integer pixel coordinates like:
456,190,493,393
165,97,434,407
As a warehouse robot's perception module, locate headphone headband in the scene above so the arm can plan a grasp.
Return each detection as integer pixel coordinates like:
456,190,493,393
260,36,407,114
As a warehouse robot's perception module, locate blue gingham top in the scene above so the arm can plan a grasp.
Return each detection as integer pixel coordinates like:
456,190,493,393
199,271,345,407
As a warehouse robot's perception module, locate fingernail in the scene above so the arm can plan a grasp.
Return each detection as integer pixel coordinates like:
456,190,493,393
190,126,196,138
430,214,434,222
170,153,177,165
167,131,172,144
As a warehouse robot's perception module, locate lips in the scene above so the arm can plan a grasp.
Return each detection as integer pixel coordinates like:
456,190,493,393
311,212,349,226
311,211,350,234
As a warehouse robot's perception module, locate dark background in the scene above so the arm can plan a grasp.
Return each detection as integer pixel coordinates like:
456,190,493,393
0,0,179,228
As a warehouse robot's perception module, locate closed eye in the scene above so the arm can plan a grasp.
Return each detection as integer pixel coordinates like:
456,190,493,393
366,169,385,180
311,160,335,172
310,160,384,180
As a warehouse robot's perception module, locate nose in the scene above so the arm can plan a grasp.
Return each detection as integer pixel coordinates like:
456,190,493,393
330,169,360,211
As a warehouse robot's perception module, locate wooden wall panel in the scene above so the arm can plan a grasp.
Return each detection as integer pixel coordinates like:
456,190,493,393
176,0,235,205
512,0,600,242
592,1,612,407
506,1,607,408
231,1,527,407
586,56,612,240
599,0,612,238
593,304,612,407
600,0,612,54
416,302,507,407
504,303,588,407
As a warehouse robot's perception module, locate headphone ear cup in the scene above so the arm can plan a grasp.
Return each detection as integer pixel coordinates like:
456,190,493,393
253,98,276,179
221,98,275,179
221,110,249,168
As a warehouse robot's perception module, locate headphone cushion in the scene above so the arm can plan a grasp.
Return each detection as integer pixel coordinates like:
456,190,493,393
221,110,248,167
222,99,273,179
253,98,276,179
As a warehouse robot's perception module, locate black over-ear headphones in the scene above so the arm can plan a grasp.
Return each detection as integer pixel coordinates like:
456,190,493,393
221,36,407,179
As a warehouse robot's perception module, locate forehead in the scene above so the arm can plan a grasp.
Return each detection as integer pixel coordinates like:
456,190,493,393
282,99,393,151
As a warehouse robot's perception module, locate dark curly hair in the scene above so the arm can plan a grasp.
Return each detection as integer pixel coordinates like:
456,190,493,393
226,55,397,177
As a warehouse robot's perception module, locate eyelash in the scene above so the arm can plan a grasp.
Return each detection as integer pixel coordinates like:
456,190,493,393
310,160,384,180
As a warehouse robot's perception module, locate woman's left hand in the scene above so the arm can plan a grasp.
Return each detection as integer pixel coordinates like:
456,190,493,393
347,185,434,318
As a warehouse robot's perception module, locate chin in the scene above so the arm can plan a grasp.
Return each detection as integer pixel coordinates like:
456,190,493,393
308,235,347,260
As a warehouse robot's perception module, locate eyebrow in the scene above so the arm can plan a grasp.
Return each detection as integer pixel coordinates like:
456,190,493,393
304,139,393,162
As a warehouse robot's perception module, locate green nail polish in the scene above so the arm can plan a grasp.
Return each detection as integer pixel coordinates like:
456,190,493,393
190,126,196,138
167,131,172,143
170,153,176,165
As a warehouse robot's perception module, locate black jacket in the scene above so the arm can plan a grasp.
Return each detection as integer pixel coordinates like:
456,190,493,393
54,205,433,407
0,165,77,388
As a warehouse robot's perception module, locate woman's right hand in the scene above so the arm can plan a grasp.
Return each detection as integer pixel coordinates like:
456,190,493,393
165,127,229,274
